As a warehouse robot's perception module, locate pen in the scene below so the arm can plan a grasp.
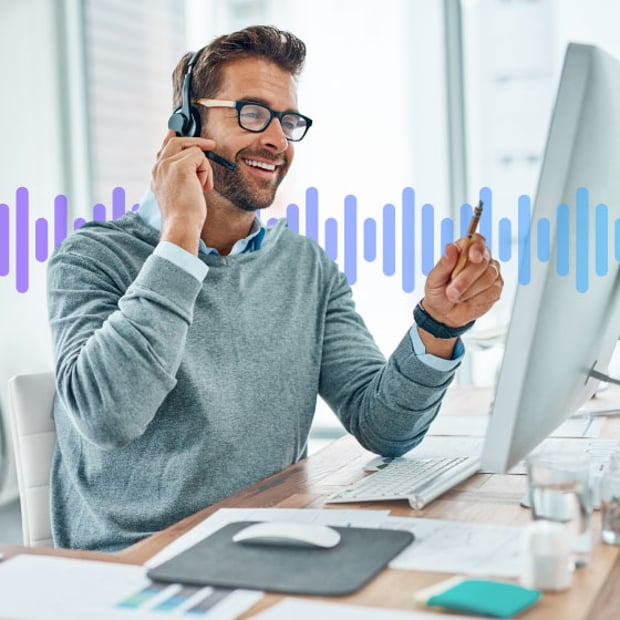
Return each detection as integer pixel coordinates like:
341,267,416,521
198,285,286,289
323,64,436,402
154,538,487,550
451,200,483,278
204,150,238,171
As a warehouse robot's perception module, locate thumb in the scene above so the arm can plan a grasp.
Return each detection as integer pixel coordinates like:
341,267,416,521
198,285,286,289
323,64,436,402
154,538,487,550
427,243,459,287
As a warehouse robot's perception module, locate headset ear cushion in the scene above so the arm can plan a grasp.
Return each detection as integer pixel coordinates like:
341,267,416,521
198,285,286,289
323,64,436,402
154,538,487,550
168,109,188,136
167,106,201,137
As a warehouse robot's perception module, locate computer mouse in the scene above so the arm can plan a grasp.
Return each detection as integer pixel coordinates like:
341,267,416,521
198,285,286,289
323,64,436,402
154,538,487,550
232,521,341,549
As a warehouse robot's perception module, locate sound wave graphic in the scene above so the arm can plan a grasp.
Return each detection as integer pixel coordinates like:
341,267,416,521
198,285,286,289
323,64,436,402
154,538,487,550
1,186,619,294
268,186,619,294
0,188,139,293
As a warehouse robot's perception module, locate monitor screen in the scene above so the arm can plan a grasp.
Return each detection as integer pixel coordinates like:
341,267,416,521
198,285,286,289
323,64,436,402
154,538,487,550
481,43,620,473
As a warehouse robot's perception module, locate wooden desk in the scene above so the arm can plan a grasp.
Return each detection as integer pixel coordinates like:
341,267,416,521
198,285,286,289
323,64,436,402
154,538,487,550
2,387,620,619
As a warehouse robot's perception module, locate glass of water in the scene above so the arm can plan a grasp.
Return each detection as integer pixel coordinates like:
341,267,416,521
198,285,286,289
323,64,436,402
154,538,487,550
526,452,592,567
601,471,620,545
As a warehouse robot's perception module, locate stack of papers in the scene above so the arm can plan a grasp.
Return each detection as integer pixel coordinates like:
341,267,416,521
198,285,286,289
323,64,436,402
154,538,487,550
0,555,262,619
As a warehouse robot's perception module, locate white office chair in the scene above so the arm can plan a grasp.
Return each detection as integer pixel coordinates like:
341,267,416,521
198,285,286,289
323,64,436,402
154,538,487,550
7,372,56,547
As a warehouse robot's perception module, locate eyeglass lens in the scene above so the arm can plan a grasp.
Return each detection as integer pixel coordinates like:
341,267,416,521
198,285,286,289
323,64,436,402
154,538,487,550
238,103,308,141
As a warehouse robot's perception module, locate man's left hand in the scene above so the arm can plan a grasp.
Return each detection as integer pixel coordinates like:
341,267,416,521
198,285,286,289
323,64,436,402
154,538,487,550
423,233,503,329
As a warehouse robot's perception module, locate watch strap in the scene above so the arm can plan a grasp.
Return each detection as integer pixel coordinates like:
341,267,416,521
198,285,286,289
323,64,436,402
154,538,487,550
413,302,475,339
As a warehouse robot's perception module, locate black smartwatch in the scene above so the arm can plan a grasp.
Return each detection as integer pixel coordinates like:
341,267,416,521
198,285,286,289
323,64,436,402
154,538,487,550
413,301,475,339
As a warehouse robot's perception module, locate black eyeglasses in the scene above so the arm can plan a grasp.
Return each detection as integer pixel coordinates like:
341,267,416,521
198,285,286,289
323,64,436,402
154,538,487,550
194,98,313,142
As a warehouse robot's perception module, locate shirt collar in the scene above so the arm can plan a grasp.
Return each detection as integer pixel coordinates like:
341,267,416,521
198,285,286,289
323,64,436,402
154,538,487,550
137,187,265,256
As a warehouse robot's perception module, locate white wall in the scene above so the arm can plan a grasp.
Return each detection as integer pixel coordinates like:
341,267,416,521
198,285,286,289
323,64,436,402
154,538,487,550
0,0,64,504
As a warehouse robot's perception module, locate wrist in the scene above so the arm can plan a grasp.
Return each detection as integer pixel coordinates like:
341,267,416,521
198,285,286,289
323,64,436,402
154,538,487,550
160,220,201,256
416,327,458,360
413,300,475,339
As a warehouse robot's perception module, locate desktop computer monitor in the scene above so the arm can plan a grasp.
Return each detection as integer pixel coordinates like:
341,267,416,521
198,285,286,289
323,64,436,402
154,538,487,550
481,43,620,473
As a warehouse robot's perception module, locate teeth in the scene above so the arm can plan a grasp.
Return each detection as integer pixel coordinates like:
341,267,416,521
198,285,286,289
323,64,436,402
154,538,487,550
244,159,276,171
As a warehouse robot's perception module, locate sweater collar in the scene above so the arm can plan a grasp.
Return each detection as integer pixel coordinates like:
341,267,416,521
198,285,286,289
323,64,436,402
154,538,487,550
137,187,265,256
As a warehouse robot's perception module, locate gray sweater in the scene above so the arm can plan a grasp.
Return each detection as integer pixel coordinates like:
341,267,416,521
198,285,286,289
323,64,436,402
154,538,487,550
47,214,458,551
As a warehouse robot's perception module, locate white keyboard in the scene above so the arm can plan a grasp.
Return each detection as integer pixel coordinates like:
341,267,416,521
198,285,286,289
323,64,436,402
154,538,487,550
326,456,481,509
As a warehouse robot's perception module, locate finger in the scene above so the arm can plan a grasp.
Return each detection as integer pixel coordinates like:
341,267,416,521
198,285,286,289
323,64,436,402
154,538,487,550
426,243,460,289
196,157,214,191
447,247,491,301
450,233,488,279
157,130,177,158
469,242,487,264
158,135,217,160
458,259,503,303
462,276,504,313
153,144,214,187
461,235,487,264
453,232,486,250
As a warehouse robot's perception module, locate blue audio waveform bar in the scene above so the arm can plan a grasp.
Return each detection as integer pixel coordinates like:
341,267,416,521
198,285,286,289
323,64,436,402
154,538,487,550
1,185,619,294
267,186,619,294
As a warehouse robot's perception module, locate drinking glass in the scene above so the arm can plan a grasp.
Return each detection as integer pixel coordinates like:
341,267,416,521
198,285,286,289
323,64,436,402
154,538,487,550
601,471,620,545
526,452,592,567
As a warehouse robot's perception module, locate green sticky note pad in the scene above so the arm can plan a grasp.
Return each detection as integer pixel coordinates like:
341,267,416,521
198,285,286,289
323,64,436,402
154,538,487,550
421,578,541,618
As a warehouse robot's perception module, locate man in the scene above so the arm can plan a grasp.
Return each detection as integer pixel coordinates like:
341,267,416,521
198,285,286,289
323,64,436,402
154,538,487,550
47,26,503,551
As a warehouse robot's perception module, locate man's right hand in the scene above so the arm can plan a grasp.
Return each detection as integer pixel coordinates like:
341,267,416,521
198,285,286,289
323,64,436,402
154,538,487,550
151,129,216,255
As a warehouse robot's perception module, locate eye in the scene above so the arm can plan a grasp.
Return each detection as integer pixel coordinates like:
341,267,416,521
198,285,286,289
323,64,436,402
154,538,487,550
282,114,304,131
241,110,260,121
240,104,269,124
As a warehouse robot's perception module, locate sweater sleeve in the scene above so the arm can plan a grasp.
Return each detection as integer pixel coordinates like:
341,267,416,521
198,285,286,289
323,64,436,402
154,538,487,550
47,236,203,448
318,270,460,457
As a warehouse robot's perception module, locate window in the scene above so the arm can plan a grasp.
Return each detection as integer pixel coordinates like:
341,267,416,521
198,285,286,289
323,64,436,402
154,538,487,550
83,0,186,205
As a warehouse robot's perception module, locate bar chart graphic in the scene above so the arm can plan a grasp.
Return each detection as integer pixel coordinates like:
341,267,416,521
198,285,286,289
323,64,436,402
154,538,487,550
116,582,248,616
1,185,618,293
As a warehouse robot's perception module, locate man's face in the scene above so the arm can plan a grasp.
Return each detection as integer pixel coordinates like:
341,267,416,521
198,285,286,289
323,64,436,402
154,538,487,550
201,57,297,212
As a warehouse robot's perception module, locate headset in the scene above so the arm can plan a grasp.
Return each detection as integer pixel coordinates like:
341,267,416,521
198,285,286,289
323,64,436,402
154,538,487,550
167,48,237,171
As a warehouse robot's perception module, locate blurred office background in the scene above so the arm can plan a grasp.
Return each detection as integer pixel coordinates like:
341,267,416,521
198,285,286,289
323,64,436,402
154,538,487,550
1,0,619,544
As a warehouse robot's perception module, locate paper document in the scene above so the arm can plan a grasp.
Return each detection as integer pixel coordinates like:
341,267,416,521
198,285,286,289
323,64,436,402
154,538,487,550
146,507,391,569
0,555,262,620
251,599,473,620
383,516,523,577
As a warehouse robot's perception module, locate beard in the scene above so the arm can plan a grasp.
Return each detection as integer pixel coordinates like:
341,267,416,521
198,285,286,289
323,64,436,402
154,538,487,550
212,149,288,212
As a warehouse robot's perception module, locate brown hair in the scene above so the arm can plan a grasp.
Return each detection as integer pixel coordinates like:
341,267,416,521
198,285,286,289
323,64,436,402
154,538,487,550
171,25,307,110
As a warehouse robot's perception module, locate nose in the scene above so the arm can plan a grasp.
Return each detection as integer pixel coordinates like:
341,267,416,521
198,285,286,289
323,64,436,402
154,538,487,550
259,117,288,152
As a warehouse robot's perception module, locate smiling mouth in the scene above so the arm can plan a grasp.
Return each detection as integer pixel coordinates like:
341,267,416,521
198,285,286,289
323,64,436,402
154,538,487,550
242,158,281,172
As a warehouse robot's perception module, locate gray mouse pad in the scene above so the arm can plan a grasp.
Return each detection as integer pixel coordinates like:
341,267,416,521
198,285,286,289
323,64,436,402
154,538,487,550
147,521,414,596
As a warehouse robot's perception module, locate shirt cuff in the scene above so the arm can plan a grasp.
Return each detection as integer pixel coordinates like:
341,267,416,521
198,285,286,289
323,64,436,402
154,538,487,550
409,325,464,372
153,241,209,282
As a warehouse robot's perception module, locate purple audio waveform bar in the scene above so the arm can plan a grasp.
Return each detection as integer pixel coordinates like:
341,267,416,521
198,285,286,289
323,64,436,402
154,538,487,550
1,187,139,293
1,185,620,294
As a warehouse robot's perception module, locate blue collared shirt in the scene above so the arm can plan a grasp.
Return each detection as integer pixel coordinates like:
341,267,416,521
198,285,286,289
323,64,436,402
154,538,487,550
138,187,265,282
136,187,463,370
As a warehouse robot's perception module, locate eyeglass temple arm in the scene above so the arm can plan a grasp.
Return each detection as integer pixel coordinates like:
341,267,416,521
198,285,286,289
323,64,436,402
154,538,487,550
193,98,237,109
